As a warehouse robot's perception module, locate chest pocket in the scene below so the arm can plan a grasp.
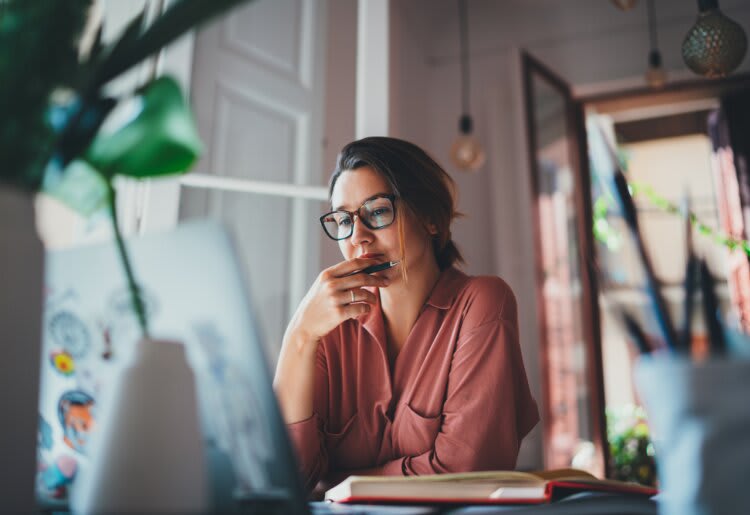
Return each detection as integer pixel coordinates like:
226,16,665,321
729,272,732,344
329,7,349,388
391,403,442,457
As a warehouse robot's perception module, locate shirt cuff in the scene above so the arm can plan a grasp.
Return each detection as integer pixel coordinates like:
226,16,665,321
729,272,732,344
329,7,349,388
286,413,321,464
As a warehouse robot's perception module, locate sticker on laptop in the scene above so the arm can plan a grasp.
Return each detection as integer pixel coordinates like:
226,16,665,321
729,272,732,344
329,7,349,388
58,390,96,455
49,349,76,376
48,310,91,359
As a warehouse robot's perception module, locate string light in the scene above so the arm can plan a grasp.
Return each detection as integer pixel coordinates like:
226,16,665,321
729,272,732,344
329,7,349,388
450,0,485,171
682,0,748,78
645,0,667,88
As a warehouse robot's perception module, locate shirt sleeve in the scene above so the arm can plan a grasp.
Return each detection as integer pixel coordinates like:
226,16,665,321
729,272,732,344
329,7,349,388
285,344,330,491
361,287,540,476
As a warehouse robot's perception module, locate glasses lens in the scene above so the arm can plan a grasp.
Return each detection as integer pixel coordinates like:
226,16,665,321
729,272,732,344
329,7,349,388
362,196,395,229
322,212,353,240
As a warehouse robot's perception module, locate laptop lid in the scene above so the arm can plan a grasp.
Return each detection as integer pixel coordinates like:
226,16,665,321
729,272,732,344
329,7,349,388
37,219,309,514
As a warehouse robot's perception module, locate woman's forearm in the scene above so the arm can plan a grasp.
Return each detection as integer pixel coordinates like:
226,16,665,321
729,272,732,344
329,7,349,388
273,328,319,424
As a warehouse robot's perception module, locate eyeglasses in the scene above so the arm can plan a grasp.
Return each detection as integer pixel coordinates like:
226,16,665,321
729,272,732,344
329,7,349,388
319,194,397,241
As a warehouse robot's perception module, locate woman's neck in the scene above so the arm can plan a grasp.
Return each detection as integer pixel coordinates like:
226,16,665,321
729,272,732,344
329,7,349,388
379,258,442,351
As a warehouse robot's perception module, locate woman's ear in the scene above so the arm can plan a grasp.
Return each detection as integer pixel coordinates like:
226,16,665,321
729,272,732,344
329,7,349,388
427,223,438,236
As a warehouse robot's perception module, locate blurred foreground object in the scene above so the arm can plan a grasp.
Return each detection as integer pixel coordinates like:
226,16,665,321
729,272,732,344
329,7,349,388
636,356,750,515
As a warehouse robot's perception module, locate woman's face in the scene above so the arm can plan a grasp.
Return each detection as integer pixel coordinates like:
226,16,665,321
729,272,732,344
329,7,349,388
330,166,435,281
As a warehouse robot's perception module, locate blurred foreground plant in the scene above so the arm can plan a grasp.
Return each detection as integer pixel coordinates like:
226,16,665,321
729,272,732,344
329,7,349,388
0,0,252,337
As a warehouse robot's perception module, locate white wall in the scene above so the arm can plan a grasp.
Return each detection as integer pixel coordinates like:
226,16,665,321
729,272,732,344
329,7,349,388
319,0,358,269
386,0,750,470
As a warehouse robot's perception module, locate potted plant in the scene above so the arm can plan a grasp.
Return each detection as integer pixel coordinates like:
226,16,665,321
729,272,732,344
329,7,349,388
0,0,252,510
607,405,657,487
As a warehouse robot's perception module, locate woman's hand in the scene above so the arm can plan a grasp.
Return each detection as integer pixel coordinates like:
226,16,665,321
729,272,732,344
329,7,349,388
275,258,389,423
286,257,389,349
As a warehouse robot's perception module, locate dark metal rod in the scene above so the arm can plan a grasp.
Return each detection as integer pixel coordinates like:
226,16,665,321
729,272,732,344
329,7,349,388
647,0,659,52
458,0,470,115
697,0,719,13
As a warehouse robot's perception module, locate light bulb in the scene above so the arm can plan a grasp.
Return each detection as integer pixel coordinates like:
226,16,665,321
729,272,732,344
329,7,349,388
451,115,486,171
645,49,668,88
611,0,638,11
682,0,748,78
450,135,486,171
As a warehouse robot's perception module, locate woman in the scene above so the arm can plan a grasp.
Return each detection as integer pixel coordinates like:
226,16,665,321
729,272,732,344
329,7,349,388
274,137,539,493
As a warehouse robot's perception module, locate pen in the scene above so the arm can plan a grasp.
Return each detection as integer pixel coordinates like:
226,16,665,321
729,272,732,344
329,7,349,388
345,260,400,276
680,192,697,353
699,259,726,355
593,122,678,351
612,170,679,352
621,311,653,355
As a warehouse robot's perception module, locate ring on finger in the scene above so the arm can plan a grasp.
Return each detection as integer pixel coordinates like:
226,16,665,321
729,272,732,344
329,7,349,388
351,290,356,303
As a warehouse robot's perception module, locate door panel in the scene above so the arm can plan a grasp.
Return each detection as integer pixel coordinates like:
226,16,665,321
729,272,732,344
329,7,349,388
182,0,327,362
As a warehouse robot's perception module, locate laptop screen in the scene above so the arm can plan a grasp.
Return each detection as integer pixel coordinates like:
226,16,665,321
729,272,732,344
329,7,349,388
37,219,308,513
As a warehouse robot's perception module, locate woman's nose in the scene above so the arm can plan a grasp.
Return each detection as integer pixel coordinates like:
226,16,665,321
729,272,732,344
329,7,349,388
350,215,374,246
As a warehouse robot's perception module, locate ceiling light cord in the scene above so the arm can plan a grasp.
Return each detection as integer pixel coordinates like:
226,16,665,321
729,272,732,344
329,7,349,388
458,0,470,124
646,0,659,53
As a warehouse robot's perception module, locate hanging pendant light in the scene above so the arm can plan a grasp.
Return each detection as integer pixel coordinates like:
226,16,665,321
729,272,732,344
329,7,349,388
611,0,638,11
645,0,667,88
682,0,748,78
450,0,485,172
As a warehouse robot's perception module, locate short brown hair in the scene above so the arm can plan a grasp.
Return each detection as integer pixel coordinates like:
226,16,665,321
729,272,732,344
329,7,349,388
329,137,463,270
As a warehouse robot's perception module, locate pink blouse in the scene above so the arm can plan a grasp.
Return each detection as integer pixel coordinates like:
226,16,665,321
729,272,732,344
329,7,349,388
286,266,539,492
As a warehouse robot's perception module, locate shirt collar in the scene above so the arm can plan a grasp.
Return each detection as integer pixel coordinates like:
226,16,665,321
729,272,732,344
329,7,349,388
424,266,468,310
360,266,469,336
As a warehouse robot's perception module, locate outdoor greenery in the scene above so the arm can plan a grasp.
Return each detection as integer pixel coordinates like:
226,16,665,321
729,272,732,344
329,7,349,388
607,405,657,487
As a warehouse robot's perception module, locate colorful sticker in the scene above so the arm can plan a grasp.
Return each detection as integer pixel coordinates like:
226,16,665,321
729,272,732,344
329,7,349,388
100,323,113,360
38,414,53,451
48,310,91,358
58,390,96,455
49,349,75,376
39,454,77,492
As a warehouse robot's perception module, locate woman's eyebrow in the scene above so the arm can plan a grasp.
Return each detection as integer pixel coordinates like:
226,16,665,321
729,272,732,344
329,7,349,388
333,192,391,211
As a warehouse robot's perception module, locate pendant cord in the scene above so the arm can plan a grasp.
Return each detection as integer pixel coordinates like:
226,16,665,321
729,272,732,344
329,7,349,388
458,0,470,116
647,0,659,52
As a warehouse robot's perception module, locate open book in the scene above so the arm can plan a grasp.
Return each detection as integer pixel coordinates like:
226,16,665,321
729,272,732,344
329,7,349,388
325,468,657,505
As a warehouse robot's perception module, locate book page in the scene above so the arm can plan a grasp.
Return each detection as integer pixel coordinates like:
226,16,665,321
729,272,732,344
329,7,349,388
345,470,545,485
530,468,598,481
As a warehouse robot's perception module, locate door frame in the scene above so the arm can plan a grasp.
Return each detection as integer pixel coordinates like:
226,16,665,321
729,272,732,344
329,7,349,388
522,50,607,476
525,48,750,477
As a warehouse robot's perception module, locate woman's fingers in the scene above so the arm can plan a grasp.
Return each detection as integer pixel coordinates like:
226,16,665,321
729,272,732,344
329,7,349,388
340,301,371,319
289,258,388,341
338,288,377,306
327,257,382,277
335,272,389,291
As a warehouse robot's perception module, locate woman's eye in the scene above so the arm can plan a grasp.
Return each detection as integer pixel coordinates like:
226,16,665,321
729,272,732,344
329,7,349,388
371,207,391,217
338,217,352,227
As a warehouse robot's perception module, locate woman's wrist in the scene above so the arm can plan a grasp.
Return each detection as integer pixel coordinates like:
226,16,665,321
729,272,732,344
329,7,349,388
284,325,319,356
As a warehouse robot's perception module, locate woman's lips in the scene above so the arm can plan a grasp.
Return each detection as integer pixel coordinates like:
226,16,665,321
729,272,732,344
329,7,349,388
359,253,384,259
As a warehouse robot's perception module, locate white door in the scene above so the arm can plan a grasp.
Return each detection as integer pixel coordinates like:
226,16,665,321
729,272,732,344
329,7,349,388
178,0,329,365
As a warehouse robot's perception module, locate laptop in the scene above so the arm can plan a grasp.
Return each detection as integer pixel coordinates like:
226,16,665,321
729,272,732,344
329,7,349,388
36,219,434,514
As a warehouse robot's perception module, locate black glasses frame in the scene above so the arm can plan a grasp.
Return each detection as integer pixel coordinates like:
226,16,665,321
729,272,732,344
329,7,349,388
319,194,397,241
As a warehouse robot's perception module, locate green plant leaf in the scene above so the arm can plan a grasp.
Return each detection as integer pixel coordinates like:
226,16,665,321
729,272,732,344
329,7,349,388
41,158,109,216
84,75,202,178
95,7,146,81
0,0,92,191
